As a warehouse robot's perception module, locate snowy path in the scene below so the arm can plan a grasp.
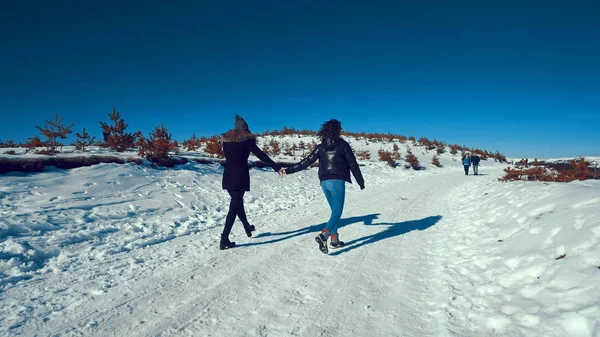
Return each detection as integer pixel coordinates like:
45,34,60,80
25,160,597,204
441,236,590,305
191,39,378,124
8,164,597,337
4,168,489,337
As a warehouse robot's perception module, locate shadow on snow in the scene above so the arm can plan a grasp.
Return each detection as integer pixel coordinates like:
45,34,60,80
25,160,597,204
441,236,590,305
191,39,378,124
329,215,442,256
236,214,442,255
235,213,381,248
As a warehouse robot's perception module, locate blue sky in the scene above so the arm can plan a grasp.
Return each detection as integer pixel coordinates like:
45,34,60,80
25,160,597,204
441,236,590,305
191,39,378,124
1,1,599,158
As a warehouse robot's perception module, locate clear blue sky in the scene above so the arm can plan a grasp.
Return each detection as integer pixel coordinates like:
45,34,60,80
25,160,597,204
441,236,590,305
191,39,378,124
1,1,599,158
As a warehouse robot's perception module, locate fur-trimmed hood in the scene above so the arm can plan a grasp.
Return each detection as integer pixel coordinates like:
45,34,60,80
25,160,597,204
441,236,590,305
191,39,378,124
221,129,256,143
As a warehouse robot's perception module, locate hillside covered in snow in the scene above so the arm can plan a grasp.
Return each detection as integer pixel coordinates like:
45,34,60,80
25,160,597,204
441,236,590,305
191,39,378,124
1,133,599,336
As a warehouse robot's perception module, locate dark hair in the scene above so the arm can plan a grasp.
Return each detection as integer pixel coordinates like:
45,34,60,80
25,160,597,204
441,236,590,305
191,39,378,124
317,119,342,141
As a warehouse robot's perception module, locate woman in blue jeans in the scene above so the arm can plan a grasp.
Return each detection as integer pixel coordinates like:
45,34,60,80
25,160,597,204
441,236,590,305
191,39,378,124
285,119,365,254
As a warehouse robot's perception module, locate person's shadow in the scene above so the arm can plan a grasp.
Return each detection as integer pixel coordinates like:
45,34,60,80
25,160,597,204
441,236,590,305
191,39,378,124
329,215,442,256
236,214,442,254
235,213,381,248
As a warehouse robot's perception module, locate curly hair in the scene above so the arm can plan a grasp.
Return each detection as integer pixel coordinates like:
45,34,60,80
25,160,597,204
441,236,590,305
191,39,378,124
317,119,342,141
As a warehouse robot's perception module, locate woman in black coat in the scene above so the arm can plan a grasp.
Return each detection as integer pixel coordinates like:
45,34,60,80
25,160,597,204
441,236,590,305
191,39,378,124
219,115,284,250
285,119,365,254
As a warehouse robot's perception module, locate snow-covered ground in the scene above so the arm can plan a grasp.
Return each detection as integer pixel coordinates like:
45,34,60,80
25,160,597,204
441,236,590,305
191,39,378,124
1,146,599,336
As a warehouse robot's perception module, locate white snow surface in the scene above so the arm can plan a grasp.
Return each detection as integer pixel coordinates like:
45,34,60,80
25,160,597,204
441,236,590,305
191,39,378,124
1,145,599,336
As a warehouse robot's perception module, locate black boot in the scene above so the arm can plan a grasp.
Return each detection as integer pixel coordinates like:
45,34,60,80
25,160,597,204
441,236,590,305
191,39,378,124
330,234,345,249
315,233,328,254
220,235,236,250
244,224,256,237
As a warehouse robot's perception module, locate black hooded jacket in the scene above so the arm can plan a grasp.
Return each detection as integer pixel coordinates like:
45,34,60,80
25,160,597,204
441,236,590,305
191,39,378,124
285,138,365,188
221,129,281,191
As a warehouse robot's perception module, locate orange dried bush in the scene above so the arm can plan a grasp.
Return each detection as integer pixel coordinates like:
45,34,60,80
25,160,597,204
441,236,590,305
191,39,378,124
205,135,224,158
378,149,396,167
356,150,371,160
449,145,460,155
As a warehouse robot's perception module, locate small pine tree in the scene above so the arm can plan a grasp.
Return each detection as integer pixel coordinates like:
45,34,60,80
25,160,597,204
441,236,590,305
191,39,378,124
170,140,180,155
74,128,96,152
262,143,272,155
571,158,592,181
25,136,46,153
182,133,202,151
378,149,395,167
135,134,146,157
436,142,446,155
283,144,294,156
144,124,177,158
269,139,281,156
100,107,136,152
35,114,74,154
4,139,16,148
405,148,420,170
432,154,442,167
204,135,223,158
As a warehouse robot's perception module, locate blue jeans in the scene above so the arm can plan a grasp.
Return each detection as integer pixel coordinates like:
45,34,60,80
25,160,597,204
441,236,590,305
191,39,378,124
321,179,346,235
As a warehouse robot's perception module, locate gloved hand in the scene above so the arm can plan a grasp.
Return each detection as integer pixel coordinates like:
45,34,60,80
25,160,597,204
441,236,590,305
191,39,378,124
360,185,365,190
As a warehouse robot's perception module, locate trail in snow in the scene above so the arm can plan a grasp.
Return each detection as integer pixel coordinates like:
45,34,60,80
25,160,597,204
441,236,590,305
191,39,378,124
4,164,598,337
5,168,482,337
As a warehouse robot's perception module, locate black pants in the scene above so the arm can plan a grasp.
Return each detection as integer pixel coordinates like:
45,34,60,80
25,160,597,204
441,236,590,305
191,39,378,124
222,190,251,238
464,165,470,175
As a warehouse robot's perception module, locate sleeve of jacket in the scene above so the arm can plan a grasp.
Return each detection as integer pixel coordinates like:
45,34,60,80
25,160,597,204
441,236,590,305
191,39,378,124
285,146,320,174
247,141,282,172
343,142,365,188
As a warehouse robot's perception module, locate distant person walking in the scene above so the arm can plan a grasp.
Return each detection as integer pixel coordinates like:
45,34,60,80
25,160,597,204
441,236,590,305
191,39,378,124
462,153,471,175
219,115,285,250
471,154,481,175
285,119,365,254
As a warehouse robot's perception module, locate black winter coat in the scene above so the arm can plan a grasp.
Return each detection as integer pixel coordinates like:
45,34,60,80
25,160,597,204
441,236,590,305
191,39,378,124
285,138,365,188
221,129,281,191
471,155,481,165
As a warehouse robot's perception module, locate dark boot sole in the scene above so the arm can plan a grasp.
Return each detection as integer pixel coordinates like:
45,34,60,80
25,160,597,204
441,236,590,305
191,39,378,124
315,235,328,254
245,225,256,237
219,242,236,250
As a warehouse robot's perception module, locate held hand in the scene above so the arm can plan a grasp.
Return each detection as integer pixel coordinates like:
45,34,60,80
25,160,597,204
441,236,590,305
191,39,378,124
277,168,287,176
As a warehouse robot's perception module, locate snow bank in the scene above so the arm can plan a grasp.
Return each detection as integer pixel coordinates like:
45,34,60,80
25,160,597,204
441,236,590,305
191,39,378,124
442,179,600,337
